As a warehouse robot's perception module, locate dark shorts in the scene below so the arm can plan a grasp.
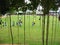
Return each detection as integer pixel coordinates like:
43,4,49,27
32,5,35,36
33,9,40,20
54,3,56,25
0,22,1,24
59,16,60,20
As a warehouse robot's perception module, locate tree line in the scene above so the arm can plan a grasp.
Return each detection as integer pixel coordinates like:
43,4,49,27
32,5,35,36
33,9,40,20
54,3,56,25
0,0,59,15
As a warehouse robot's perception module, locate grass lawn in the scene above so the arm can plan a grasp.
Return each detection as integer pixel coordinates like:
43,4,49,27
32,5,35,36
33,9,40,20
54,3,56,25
0,15,60,45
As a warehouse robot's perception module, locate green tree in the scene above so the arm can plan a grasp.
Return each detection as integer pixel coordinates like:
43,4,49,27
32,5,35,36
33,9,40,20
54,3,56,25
0,0,10,15
41,0,58,45
30,0,40,10
41,0,57,14
11,0,25,11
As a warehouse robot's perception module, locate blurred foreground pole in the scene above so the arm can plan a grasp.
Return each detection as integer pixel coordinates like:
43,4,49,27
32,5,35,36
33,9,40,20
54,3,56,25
42,14,45,45
46,14,49,45
9,14,13,45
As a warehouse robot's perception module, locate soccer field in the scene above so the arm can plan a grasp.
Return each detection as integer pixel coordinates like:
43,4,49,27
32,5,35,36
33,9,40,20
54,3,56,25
0,15,60,45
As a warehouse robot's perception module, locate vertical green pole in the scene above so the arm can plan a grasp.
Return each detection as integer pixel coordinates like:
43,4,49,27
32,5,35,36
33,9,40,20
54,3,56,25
54,11,57,45
42,14,45,45
9,14,13,45
46,14,49,45
18,14,19,45
51,12,54,45
24,12,25,45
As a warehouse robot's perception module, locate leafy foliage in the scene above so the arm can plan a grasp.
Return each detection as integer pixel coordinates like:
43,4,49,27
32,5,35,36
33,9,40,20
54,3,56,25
30,0,40,10
0,0,25,14
0,0,10,15
41,0,58,14
11,0,24,8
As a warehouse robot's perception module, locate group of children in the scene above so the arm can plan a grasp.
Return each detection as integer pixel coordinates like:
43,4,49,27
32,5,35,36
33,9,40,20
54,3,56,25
0,18,37,27
0,19,23,27
0,14,60,28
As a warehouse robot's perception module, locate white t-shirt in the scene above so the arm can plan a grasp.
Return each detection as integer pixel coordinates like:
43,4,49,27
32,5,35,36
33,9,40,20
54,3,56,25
59,10,60,15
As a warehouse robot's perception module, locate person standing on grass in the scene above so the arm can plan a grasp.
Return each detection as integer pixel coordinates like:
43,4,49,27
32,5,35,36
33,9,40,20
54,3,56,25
0,18,2,29
58,7,60,21
19,19,22,27
0,18,2,25
0,19,1,25
32,22,35,26
39,17,41,20
32,19,35,26
3,22,7,27
11,21,15,26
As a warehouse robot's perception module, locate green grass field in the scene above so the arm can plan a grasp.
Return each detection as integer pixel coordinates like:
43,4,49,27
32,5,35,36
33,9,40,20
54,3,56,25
0,15,60,45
